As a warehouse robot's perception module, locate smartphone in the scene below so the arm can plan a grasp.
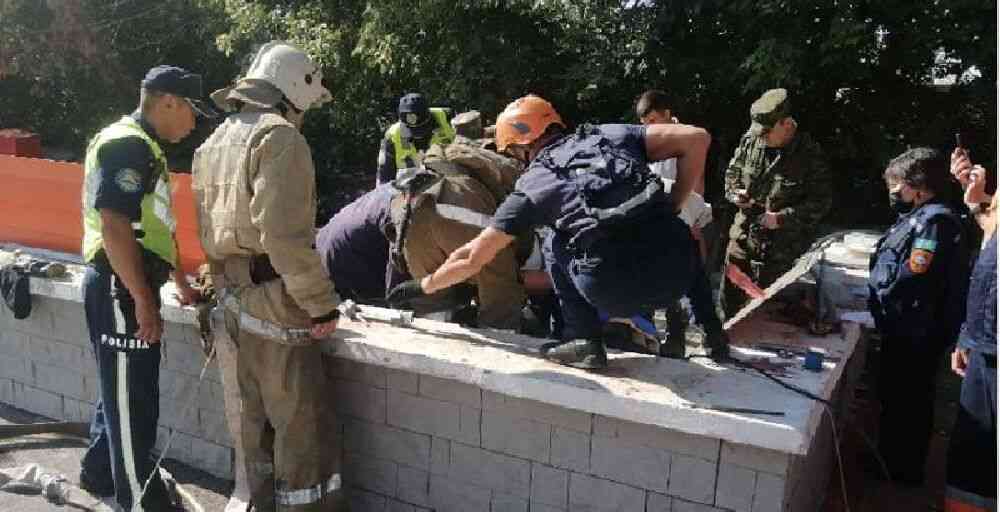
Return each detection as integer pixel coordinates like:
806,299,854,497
955,132,964,149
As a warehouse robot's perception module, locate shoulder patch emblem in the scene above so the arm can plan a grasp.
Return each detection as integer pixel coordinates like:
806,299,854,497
909,248,933,274
913,238,937,252
115,168,143,193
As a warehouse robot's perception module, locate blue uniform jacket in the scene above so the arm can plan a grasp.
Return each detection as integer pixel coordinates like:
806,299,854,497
868,199,972,345
959,233,997,355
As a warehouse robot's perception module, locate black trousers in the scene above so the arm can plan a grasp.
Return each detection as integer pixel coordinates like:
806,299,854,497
945,351,997,511
876,333,945,486
79,267,169,510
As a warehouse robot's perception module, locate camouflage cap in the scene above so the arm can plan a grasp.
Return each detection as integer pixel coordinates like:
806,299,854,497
749,88,791,136
451,110,483,139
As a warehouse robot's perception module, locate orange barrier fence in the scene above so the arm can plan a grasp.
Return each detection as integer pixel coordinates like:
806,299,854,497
0,155,206,275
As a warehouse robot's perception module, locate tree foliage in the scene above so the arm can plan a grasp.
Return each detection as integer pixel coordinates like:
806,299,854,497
2,0,995,224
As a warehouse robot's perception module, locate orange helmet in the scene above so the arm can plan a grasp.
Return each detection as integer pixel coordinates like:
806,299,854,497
495,95,565,152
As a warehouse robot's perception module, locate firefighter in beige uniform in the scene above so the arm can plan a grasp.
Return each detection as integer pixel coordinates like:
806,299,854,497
191,41,344,511
389,136,527,329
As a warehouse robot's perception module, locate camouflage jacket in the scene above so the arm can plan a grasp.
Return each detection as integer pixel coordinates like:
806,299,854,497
724,130,832,261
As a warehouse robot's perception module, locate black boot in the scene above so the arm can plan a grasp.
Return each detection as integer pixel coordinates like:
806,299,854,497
704,324,732,362
78,470,115,497
540,339,608,369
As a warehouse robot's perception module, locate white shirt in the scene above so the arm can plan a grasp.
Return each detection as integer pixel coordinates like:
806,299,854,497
662,177,712,229
649,158,677,181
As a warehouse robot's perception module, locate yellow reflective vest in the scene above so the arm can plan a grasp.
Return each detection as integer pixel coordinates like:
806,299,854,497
386,108,455,169
81,116,177,267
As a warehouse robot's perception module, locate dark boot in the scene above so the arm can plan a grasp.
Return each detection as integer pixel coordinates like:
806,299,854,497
704,324,732,362
540,339,608,369
659,333,686,359
78,470,115,497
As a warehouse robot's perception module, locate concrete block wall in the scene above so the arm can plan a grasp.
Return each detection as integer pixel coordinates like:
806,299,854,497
0,295,234,479
1,293,837,511
327,355,820,512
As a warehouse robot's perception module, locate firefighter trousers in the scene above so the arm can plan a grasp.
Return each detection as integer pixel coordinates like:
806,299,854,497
224,312,345,511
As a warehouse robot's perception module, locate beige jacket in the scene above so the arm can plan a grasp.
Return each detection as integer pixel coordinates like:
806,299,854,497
192,106,339,329
391,141,526,329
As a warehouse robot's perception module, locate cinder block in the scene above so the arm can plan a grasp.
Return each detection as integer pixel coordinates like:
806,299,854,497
164,337,214,377
387,498,429,512
32,362,88,401
431,437,450,475
672,498,727,512
345,419,431,469
447,442,530,497
62,397,92,424
349,487,388,512
550,427,589,473
387,369,419,393
483,391,590,433
345,453,399,496
188,436,233,479
530,463,568,509
327,356,387,388
429,473,491,512
751,473,785,512
490,492,528,512
645,491,672,511
0,355,30,383
721,442,790,476
49,303,87,345
196,380,226,413
19,385,62,419
592,415,617,438
159,396,199,434
198,408,232,447
81,376,98,403
0,330,28,356
529,502,565,512
27,336,84,370
590,435,670,493
482,408,550,462
568,473,644,512
0,378,13,404
388,390,478,445
667,455,717,505
598,416,720,461
396,465,431,507
418,375,481,407
716,464,756,512
334,378,388,423
165,431,195,468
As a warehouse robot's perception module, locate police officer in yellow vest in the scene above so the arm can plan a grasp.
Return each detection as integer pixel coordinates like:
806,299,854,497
79,65,209,512
375,92,456,185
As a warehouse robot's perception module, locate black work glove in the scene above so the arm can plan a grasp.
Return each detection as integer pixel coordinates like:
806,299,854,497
386,280,427,306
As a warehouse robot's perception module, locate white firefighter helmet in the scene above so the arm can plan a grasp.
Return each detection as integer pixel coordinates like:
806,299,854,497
245,41,331,111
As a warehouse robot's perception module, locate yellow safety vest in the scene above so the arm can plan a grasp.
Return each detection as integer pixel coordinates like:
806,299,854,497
81,116,177,267
386,108,455,170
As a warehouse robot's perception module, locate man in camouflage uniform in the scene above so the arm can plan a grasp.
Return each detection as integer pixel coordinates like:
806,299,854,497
720,88,832,318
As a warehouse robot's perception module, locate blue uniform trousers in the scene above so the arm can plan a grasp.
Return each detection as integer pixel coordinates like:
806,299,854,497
876,333,945,486
945,351,997,511
79,266,169,511
544,214,716,341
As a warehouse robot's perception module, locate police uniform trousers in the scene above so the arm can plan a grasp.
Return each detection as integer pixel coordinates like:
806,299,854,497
80,266,170,511
945,350,997,511
877,333,946,486
544,213,713,341
222,311,344,511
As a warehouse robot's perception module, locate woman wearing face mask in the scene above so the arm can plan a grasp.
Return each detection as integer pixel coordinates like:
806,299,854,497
867,147,974,489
